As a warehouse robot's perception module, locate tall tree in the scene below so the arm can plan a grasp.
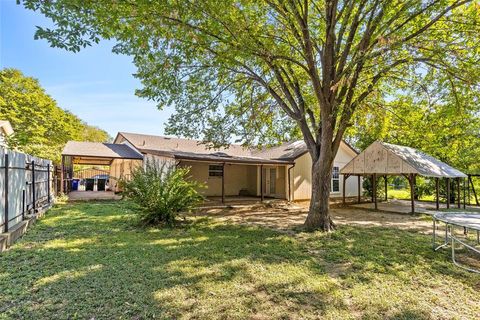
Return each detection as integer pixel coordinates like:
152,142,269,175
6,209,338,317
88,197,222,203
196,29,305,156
22,0,480,230
0,68,110,162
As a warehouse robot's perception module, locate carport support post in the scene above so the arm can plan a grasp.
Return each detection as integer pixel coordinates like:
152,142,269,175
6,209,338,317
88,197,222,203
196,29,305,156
463,177,466,209
342,174,348,205
221,163,225,204
384,175,388,202
60,155,65,194
457,178,461,209
435,177,440,210
372,173,377,210
409,173,415,214
357,175,361,204
446,178,450,209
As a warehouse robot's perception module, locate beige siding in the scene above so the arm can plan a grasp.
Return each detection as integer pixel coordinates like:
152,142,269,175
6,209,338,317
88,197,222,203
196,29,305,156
180,161,255,197
109,159,142,192
292,142,362,200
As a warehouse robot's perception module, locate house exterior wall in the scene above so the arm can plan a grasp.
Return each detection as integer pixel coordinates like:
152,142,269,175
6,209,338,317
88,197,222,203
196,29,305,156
291,144,362,200
109,159,142,192
179,161,256,197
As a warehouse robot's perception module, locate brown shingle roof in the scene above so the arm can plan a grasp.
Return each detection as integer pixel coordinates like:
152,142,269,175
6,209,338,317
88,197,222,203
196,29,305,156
62,141,143,159
116,132,357,162
117,132,252,157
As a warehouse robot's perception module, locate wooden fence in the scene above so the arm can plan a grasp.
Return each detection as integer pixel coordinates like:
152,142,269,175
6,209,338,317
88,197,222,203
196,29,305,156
0,147,54,233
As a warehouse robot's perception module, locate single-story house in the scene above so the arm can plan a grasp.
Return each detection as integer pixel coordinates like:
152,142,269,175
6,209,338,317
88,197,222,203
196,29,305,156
62,132,362,201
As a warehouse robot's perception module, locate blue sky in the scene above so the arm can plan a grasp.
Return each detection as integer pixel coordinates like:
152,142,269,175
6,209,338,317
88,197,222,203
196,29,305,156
0,1,173,138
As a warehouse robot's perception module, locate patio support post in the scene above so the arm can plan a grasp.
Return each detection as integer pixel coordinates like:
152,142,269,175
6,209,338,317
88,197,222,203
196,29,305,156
260,165,264,202
373,173,377,210
60,155,64,194
463,177,466,209
384,175,388,202
221,163,225,204
435,177,440,210
446,178,450,209
409,173,415,214
357,175,361,204
457,178,461,209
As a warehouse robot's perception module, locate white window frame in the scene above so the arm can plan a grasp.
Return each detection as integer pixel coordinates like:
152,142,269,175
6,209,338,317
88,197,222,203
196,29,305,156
331,166,340,193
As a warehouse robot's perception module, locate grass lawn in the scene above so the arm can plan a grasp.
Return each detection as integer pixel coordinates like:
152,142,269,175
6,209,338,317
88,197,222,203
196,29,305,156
1,201,479,319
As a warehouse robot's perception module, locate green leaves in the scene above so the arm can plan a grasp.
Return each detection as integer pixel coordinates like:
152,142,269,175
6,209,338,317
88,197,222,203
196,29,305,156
0,68,110,162
122,160,205,226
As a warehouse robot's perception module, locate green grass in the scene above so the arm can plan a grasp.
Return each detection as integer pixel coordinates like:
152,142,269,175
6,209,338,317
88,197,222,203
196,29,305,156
1,201,479,319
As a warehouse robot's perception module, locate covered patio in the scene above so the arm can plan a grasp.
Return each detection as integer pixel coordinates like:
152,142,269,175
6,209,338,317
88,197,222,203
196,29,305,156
61,141,143,197
340,141,468,213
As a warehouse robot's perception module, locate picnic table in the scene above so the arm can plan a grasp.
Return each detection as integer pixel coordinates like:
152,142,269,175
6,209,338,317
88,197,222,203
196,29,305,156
432,212,480,273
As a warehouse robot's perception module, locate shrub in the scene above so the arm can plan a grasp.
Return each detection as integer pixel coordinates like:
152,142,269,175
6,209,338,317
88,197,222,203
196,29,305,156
122,160,204,225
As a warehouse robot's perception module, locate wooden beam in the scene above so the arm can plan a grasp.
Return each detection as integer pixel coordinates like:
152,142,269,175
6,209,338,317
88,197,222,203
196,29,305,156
260,165,264,202
446,178,450,209
357,175,361,204
384,175,388,202
463,177,466,209
342,174,349,205
60,155,65,194
221,163,225,204
373,173,377,210
457,178,461,208
435,177,440,210
409,173,415,214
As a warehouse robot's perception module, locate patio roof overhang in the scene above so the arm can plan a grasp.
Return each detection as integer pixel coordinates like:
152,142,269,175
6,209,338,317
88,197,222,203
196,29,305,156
140,149,294,165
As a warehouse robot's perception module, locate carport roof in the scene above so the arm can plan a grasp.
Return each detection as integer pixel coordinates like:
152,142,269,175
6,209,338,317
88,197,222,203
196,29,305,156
62,141,143,160
341,141,467,178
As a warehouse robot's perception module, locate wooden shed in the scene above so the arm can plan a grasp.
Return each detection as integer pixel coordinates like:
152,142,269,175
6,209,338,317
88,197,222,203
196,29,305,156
340,141,467,212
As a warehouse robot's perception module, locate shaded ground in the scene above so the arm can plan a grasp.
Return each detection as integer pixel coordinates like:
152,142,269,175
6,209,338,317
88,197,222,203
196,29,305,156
68,191,122,201
1,201,479,319
197,200,434,233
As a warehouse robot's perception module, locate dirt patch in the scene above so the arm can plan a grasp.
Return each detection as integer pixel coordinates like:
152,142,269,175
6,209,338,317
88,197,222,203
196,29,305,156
194,201,433,233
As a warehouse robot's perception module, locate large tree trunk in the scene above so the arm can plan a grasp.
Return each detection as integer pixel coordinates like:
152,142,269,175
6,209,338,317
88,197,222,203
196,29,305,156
304,148,336,232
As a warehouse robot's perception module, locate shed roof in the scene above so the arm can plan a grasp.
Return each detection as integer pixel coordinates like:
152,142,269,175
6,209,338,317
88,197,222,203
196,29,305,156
341,141,467,178
62,141,143,160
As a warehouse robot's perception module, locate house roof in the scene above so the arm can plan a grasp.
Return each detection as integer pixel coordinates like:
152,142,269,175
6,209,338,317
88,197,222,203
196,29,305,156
143,149,293,165
116,132,252,157
341,141,467,178
62,141,143,160
116,132,357,162
252,140,359,160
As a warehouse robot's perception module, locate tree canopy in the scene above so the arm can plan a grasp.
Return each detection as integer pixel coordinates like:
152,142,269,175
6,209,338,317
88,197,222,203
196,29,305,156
0,68,110,162
21,0,480,230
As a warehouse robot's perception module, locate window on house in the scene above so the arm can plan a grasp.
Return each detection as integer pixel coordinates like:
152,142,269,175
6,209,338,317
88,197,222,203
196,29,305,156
209,165,224,177
331,166,340,192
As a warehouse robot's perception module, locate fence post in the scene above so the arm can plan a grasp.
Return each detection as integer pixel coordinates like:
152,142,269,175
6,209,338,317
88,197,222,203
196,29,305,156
4,153,9,232
47,164,51,204
22,189,26,220
31,160,36,213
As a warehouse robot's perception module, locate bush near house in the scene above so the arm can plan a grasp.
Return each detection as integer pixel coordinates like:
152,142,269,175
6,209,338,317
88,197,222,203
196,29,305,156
122,160,204,225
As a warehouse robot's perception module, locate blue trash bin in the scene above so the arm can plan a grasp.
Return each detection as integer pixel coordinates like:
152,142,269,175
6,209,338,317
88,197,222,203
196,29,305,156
72,179,79,191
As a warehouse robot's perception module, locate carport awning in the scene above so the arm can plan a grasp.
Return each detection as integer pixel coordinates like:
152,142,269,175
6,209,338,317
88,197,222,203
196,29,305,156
341,141,467,178
62,141,143,165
